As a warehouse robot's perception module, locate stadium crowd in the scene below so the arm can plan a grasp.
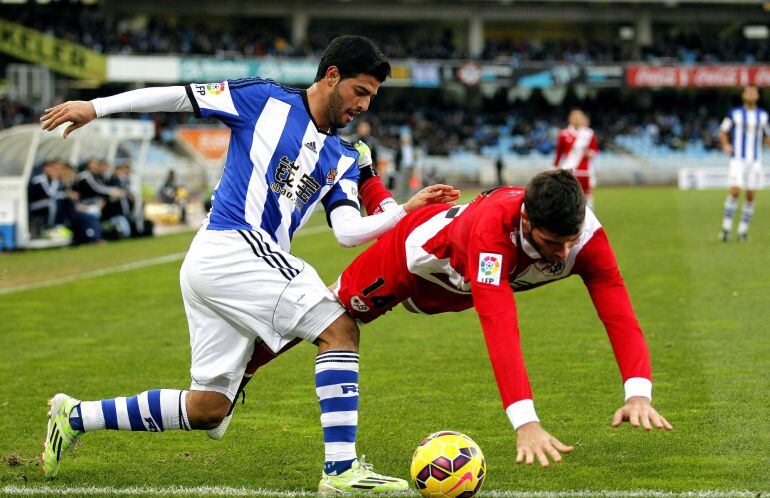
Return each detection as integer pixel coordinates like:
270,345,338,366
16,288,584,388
4,4,769,63
365,92,726,156
0,96,37,129
1,93,729,158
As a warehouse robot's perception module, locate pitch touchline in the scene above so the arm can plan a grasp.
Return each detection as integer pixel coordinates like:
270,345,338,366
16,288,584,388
0,487,756,497
0,225,329,296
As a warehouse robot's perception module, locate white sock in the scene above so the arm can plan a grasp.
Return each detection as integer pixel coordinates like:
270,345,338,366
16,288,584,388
737,201,755,236
722,196,738,232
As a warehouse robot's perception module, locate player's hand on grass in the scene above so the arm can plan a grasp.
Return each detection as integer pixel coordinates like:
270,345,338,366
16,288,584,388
612,396,672,431
40,101,97,139
403,184,461,213
515,422,573,468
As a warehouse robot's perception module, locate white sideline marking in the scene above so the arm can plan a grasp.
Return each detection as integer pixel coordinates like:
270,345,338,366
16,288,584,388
0,487,757,497
0,225,330,296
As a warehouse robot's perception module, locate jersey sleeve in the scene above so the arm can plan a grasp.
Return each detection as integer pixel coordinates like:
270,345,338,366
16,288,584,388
186,80,271,129
359,174,397,215
573,229,653,399
466,213,537,428
720,115,734,133
322,161,361,226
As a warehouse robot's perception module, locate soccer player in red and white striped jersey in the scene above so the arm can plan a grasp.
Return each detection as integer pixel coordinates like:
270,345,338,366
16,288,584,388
554,109,599,209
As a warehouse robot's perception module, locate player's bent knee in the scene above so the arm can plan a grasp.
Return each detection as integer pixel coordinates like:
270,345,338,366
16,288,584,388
186,390,232,430
315,312,359,352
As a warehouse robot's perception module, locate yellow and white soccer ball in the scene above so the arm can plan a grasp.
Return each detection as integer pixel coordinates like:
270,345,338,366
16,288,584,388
410,431,486,498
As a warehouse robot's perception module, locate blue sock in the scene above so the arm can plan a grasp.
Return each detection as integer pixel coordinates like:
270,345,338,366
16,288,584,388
316,350,359,474
324,458,357,476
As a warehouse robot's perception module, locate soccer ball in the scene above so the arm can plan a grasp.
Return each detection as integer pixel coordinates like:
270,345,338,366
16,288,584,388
410,431,486,498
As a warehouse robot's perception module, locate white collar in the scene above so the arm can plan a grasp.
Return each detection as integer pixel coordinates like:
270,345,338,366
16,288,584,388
519,204,542,259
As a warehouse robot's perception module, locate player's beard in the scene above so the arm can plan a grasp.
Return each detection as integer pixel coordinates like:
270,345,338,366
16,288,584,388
327,84,352,129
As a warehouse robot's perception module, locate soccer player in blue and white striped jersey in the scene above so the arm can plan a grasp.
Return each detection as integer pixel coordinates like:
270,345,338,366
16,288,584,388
719,86,770,242
39,36,458,492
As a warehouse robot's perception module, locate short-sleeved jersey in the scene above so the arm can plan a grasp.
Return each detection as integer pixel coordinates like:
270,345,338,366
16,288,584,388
185,79,360,251
720,106,770,163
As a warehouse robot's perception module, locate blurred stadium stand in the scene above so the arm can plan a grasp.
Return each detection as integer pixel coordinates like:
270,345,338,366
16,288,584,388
1,0,769,222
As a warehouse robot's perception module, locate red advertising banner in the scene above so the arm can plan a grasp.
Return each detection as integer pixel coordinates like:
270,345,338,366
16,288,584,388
626,65,770,88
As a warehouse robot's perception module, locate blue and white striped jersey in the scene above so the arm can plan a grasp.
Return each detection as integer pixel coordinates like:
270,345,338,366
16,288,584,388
185,79,360,251
720,106,770,162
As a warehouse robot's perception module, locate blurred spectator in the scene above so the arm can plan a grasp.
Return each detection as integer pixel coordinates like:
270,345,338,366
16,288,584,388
394,133,417,199
1,97,36,129
159,170,187,223
58,162,104,244
104,162,135,238
27,159,63,236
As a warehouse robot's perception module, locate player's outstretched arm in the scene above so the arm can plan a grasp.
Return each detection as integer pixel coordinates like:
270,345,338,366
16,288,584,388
41,86,192,139
516,422,573,468
403,184,460,212
612,396,672,431
329,184,458,248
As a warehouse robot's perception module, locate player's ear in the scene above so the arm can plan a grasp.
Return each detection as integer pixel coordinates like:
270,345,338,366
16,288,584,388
325,66,341,87
521,210,531,230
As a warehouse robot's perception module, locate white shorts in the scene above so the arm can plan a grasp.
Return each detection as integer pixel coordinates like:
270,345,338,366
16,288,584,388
728,159,764,190
180,228,346,400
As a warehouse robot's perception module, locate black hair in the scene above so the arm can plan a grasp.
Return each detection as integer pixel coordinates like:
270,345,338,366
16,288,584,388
524,169,586,236
314,35,391,83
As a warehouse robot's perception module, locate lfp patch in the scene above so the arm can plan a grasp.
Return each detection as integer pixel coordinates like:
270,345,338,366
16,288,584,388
477,252,502,285
206,82,226,95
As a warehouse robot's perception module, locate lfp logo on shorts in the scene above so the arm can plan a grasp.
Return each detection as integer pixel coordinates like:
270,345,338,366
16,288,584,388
477,252,502,285
206,82,226,95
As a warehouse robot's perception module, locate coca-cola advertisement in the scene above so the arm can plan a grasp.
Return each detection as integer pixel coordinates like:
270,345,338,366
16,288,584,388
626,65,770,88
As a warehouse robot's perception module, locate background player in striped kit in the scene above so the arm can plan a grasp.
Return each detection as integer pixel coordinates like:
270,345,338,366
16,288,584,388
719,86,770,242
38,35,458,492
553,109,599,210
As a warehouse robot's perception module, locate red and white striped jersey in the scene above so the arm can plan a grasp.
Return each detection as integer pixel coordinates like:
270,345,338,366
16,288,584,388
554,125,598,173
398,187,651,425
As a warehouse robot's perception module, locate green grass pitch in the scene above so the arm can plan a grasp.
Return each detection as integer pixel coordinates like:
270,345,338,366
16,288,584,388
0,187,768,496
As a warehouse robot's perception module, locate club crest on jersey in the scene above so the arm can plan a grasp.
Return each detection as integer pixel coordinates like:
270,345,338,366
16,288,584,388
205,82,226,95
350,295,369,312
535,260,565,276
326,168,337,185
271,156,321,210
477,252,502,285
